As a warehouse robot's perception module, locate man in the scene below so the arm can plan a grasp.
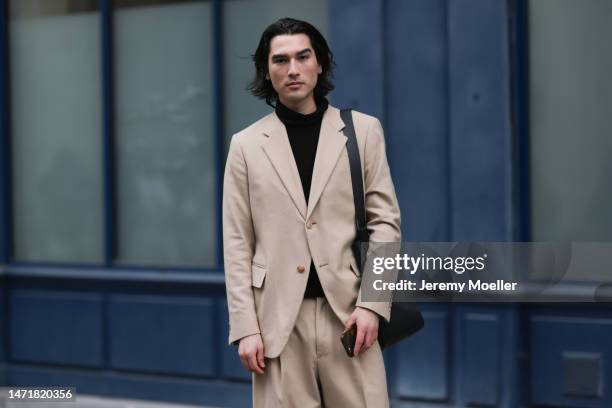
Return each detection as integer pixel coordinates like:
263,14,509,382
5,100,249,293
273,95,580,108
223,17,401,407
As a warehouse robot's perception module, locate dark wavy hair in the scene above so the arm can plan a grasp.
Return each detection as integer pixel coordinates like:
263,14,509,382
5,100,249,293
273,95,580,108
247,18,335,107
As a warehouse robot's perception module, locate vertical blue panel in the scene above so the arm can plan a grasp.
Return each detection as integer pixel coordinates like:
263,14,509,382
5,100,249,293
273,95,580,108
395,307,449,400
100,0,115,265
212,0,224,268
108,295,215,377
501,305,525,408
511,0,531,242
329,0,384,119
0,279,5,364
454,305,522,408
448,0,512,241
530,312,612,408
462,312,500,406
10,290,104,366
384,0,449,241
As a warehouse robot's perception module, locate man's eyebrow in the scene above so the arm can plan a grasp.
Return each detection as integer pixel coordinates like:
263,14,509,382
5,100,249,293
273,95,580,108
271,48,312,59
296,48,312,56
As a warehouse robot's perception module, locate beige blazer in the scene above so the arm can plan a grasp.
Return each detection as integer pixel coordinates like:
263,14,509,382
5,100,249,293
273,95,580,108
222,104,401,358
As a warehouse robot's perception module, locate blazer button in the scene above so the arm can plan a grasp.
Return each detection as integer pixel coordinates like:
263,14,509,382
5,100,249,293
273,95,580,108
297,265,306,273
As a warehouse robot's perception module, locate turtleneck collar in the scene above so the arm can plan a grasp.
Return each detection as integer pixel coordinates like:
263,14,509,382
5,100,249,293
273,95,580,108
275,95,329,126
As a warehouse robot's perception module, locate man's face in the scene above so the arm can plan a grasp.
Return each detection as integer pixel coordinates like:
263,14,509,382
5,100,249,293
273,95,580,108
266,33,322,108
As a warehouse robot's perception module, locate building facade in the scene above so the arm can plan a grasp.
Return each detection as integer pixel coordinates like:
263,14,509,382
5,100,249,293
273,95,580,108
1,0,611,407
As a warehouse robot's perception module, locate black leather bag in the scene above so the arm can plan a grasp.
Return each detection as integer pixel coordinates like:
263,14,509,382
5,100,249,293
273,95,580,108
341,109,424,350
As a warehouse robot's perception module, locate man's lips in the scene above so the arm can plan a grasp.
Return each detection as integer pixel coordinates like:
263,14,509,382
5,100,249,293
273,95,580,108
287,82,303,89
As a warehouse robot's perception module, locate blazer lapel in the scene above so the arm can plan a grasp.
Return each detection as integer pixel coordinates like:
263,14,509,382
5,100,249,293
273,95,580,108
306,107,347,221
262,113,308,220
261,106,347,222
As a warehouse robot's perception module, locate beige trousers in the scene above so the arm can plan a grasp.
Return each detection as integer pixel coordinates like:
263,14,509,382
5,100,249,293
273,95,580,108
252,297,389,408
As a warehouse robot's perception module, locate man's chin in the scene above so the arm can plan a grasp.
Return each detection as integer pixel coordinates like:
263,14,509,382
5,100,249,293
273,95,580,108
281,91,312,104
282,93,304,101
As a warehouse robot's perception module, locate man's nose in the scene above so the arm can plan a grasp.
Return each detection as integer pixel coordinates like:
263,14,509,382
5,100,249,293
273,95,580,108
288,58,299,76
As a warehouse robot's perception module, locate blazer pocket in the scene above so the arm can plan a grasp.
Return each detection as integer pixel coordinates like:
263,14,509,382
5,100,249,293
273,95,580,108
349,258,361,278
251,263,267,288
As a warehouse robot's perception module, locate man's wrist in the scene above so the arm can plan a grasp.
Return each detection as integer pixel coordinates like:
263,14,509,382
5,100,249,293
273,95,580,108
356,305,384,321
232,331,261,346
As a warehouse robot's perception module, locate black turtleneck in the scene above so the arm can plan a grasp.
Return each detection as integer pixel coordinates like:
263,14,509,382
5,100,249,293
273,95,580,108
275,96,329,298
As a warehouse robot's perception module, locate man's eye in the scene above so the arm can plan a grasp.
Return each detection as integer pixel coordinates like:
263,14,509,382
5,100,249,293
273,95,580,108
299,55,308,60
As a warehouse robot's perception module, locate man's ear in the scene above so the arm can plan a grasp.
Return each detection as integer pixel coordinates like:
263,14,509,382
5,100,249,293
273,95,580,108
318,65,322,74
265,72,270,80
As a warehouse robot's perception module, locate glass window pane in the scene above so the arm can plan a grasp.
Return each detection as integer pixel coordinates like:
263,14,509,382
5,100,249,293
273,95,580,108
529,0,612,242
222,0,329,150
10,0,103,263
114,1,216,267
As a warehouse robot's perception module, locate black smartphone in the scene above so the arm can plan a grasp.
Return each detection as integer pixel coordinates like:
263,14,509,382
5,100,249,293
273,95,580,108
340,325,357,357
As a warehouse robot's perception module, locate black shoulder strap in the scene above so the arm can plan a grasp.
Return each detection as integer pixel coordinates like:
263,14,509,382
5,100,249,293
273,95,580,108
340,109,369,242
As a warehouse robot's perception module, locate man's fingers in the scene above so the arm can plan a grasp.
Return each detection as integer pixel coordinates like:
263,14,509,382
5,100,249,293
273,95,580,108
364,327,377,351
353,324,366,356
345,315,356,330
257,344,266,370
248,352,264,374
237,335,265,374
239,349,263,374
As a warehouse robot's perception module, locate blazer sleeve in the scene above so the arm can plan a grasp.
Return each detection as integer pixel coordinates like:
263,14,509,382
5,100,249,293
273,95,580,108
223,135,261,345
355,118,402,322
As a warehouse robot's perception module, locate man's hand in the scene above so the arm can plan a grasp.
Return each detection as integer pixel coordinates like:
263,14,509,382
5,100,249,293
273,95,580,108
344,306,379,356
238,333,265,374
